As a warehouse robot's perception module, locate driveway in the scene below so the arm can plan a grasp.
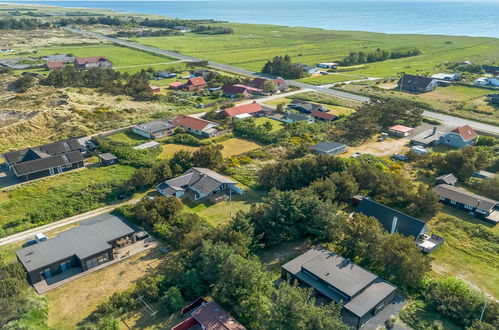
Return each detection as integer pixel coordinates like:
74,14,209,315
363,295,409,330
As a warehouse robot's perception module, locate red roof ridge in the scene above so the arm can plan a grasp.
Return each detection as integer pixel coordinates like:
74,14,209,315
451,124,477,141
223,103,263,117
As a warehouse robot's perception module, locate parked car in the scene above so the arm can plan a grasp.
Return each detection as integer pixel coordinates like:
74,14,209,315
351,152,362,158
411,145,430,155
34,233,48,243
392,153,409,161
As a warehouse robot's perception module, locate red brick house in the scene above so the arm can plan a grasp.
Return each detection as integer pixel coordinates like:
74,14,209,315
311,111,338,121
168,81,185,90
221,102,264,118
250,77,288,91
171,115,219,137
183,77,207,91
74,56,113,69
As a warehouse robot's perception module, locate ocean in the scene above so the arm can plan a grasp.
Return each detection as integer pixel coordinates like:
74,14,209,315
3,0,499,38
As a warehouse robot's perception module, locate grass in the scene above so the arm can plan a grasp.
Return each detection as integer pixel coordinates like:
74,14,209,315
219,138,262,157
262,97,355,116
0,165,135,230
297,73,365,85
183,189,264,226
107,131,148,145
254,117,285,131
428,209,499,299
158,143,199,160
45,248,165,330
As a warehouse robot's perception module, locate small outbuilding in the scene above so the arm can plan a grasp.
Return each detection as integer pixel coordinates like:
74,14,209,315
98,153,118,166
435,173,457,186
311,141,346,155
388,125,413,137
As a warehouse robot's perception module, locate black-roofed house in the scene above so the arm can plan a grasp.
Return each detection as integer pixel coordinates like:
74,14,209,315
15,214,136,286
284,112,314,124
311,141,346,155
289,99,327,114
398,74,438,93
98,153,118,166
482,65,499,75
2,138,85,182
434,184,499,222
132,120,176,139
156,167,243,201
435,173,457,186
281,248,397,329
356,197,444,253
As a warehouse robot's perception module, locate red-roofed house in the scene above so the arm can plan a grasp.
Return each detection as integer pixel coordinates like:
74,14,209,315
184,77,207,91
150,86,161,93
171,115,219,137
388,125,414,137
311,111,338,122
221,102,264,118
441,124,478,148
45,61,64,71
0,46,13,52
172,299,246,330
250,77,288,92
222,84,261,98
169,81,185,90
74,56,113,69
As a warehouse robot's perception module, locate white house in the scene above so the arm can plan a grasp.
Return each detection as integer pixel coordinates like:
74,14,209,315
431,73,460,81
474,77,499,87
317,62,339,69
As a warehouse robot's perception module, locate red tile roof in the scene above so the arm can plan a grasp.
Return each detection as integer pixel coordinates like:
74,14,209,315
222,103,263,117
46,61,64,69
388,125,413,133
452,125,477,141
186,77,207,87
250,77,287,89
311,111,337,121
75,56,109,65
172,115,211,131
169,81,185,88
191,302,246,330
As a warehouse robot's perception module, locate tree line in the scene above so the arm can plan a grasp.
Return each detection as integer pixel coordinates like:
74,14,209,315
261,55,305,79
341,48,422,66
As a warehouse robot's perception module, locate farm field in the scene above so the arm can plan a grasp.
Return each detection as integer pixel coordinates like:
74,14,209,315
134,22,499,77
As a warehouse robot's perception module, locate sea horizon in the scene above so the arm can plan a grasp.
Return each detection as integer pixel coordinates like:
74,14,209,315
1,1,499,39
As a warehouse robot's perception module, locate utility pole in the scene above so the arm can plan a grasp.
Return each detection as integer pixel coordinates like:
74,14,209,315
229,189,232,218
480,300,488,321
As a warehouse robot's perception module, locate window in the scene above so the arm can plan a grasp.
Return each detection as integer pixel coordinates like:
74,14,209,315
67,163,72,168
449,200,457,205
439,196,446,201
464,204,474,210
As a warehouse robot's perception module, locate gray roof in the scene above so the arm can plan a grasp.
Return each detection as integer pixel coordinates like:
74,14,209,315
435,173,457,185
472,170,497,179
16,214,135,272
411,129,445,145
286,112,311,122
434,184,498,212
311,141,346,153
134,120,175,134
98,153,117,161
356,198,427,238
159,167,236,196
13,151,83,176
282,248,396,317
133,141,160,150
290,99,325,113
398,74,436,89
3,138,84,164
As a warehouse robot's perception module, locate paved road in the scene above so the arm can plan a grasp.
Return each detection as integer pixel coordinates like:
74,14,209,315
0,197,142,247
423,110,499,136
63,26,370,103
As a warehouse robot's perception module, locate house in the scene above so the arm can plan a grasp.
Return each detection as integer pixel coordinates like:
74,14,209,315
311,141,346,155
311,111,338,121
156,167,243,201
482,65,499,75
318,62,339,69
440,125,477,148
74,56,113,69
250,77,288,91
15,214,136,285
434,184,499,221
411,127,445,146
133,141,160,150
171,115,219,138
487,94,499,106
0,46,14,52
2,138,85,182
430,73,460,81
168,81,185,90
475,77,499,87
150,86,161,93
289,99,327,114
388,125,413,137
183,77,207,91
472,170,497,179
155,71,176,79
133,120,176,139
435,173,457,186
356,197,444,253
172,298,246,330
222,84,261,98
397,74,438,93
296,63,321,75
192,69,212,79
98,153,118,166
45,61,64,71
282,248,397,329
284,112,314,123
221,102,264,118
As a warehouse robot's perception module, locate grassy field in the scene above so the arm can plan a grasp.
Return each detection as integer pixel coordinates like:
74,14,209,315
45,248,165,329
262,97,355,116
297,73,366,85
219,138,262,157
0,165,135,230
429,208,499,299
107,131,148,145
134,23,499,77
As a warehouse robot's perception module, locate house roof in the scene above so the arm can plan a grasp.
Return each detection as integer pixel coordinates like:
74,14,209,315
13,151,83,176
222,103,263,117
16,214,135,272
282,248,396,317
289,99,325,113
98,153,117,161
186,77,206,87
160,167,236,196
451,125,477,141
356,197,427,238
473,170,497,179
286,112,311,122
311,111,337,121
482,65,499,74
399,74,436,89
311,141,345,153
222,84,261,95
250,77,287,89
3,138,84,164
172,115,215,131
434,184,498,212
389,125,413,133
46,61,64,69
133,141,160,150
169,81,185,88
75,56,110,65
134,120,175,134
435,173,457,185
191,301,246,330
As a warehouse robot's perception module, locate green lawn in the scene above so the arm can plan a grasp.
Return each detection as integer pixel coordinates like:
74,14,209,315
183,189,264,226
0,165,135,232
134,23,499,77
254,117,285,132
262,97,355,116
297,73,365,85
107,131,149,145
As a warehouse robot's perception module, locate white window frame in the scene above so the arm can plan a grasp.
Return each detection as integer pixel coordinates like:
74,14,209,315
449,199,457,205
464,204,474,210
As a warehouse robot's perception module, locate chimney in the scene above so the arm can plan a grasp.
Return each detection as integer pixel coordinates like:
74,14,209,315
390,216,398,234
432,127,437,135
